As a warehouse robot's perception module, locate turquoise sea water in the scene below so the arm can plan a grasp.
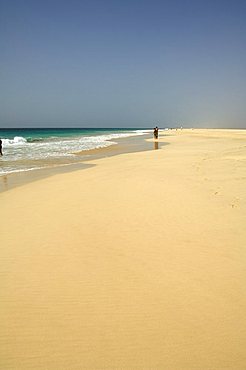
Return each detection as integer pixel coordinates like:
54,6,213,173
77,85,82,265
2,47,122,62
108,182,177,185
0,128,149,175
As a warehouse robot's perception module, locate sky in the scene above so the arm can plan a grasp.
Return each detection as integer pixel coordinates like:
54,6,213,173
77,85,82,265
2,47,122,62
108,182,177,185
0,0,246,128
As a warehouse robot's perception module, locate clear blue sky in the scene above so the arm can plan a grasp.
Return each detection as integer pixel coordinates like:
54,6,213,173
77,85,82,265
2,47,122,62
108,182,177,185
1,0,246,128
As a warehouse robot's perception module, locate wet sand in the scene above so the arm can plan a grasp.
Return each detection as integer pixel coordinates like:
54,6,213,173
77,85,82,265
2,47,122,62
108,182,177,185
1,129,246,369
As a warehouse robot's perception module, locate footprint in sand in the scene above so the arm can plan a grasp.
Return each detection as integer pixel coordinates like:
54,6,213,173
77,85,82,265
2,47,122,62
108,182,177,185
231,198,240,208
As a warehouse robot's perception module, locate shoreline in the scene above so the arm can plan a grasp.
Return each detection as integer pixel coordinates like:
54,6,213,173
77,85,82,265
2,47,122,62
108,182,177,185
0,131,160,192
1,128,244,193
2,127,244,193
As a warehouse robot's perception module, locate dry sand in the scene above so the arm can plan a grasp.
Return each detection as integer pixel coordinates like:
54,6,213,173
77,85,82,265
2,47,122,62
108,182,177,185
1,129,246,369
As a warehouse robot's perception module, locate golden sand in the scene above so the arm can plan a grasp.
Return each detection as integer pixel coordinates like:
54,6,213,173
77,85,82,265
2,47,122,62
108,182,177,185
1,129,246,369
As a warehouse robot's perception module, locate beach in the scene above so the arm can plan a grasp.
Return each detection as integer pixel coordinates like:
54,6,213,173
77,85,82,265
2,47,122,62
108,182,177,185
1,129,246,369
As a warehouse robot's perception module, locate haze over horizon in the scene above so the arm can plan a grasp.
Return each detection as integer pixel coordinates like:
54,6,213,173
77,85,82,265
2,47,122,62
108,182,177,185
1,0,246,129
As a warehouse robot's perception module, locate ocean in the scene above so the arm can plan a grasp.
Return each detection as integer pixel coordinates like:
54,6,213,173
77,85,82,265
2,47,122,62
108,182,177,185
0,128,149,176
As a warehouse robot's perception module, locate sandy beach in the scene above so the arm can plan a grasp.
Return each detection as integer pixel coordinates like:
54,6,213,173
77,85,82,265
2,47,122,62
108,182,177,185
1,129,246,369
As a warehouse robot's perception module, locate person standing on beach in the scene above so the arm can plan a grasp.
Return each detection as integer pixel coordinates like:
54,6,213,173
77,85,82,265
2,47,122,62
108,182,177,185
153,126,159,139
0,139,3,156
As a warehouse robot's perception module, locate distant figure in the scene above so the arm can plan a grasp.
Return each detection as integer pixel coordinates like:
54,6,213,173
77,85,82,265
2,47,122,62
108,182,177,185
153,126,159,139
0,139,2,156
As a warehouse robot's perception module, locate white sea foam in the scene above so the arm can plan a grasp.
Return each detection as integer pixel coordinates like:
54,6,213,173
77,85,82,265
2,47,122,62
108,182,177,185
2,136,27,146
0,130,149,176
0,166,45,176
